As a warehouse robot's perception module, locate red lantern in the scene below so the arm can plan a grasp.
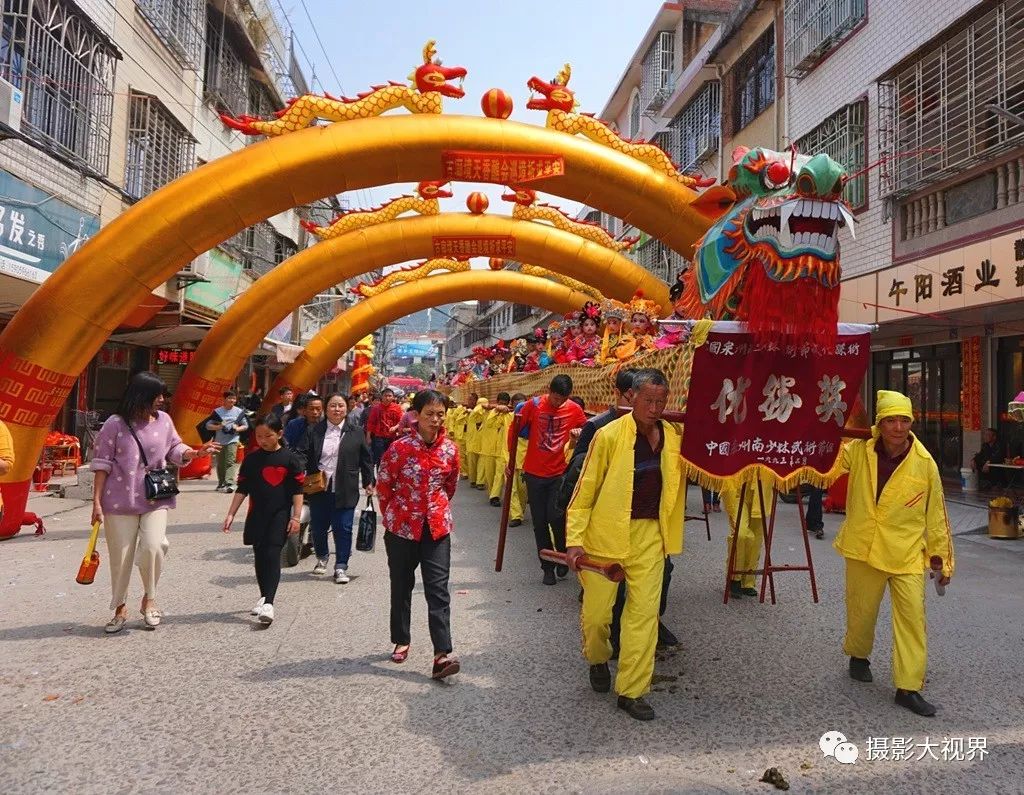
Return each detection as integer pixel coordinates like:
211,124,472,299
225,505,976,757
467,192,489,214
488,257,505,270
481,88,514,119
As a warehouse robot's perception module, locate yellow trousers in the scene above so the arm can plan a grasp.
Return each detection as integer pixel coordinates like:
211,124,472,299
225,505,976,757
843,558,927,691
508,439,528,521
457,441,468,477
477,454,496,489
466,451,479,484
580,518,663,699
489,456,505,500
721,486,768,589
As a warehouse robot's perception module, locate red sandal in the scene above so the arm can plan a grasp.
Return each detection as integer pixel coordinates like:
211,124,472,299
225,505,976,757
391,644,410,663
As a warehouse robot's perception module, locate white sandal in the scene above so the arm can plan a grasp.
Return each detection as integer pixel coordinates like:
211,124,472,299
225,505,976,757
104,615,127,634
142,608,161,628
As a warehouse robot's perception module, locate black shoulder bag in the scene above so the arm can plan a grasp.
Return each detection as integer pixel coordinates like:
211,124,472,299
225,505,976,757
124,418,180,501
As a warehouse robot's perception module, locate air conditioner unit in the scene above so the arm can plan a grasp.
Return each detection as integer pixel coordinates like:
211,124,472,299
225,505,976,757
0,76,24,133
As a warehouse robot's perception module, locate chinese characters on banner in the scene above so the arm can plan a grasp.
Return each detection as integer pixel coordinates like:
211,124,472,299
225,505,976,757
441,151,565,184
961,336,981,431
155,348,196,366
681,327,871,487
432,236,516,258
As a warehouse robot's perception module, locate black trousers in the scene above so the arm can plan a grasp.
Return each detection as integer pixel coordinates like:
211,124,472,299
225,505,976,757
610,556,673,648
523,472,566,570
253,542,283,604
384,529,453,654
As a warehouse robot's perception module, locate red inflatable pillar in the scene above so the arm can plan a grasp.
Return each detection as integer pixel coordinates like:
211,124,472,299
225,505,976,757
0,480,45,539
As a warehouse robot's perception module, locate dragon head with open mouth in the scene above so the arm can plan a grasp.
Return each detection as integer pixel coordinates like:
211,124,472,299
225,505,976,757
681,147,855,345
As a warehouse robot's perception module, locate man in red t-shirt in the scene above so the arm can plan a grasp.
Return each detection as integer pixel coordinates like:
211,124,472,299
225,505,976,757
365,388,404,467
513,374,587,585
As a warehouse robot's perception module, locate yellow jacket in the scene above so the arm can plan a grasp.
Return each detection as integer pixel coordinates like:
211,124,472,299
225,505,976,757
465,404,488,454
834,431,954,577
0,420,13,512
567,415,685,559
491,410,514,461
447,406,468,442
479,409,503,458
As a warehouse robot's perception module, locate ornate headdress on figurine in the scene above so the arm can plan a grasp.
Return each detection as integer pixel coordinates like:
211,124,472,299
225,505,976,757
625,291,661,324
562,311,580,330
532,327,548,344
600,298,628,322
578,301,602,327
472,345,488,358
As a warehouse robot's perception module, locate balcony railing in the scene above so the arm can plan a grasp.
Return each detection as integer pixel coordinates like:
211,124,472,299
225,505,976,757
642,30,676,115
784,0,866,78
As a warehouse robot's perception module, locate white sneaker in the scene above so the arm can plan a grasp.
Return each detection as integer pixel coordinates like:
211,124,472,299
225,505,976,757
257,603,274,624
312,558,328,576
250,597,265,615
334,568,350,584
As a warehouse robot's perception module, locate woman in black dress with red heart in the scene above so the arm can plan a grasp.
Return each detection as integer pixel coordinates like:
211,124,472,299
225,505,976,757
222,415,305,625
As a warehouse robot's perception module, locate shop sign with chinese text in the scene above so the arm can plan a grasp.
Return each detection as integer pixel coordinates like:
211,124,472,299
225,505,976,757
681,323,872,489
0,170,100,283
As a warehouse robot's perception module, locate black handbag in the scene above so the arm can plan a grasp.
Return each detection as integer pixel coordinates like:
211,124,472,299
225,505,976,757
356,495,377,552
124,419,180,501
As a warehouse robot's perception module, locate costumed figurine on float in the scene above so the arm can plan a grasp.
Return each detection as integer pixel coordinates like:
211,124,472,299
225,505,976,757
598,299,632,365
568,302,603,365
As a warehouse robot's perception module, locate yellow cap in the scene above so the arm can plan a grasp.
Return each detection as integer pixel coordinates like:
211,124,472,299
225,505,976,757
476,397,489,408
875,390,913,424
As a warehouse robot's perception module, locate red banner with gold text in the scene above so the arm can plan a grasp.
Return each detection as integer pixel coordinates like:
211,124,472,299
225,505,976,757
681,323,872,490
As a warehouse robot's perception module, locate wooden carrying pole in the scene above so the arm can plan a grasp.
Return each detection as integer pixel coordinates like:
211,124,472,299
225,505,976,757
540,550,625,582
494,411,521,572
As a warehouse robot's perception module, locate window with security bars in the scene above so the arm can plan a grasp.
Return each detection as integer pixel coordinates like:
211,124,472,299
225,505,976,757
124,92,196,201
135,0,204,70
641,30,676,114
203,6,248,115
878,0,1024,198
629,93,642,139
796,100,866,208
732,26,775,133
634,238,672,283
512,304,533,323
670,81,721,173
784,0,866,78
224,221,279,275
0,0,118,174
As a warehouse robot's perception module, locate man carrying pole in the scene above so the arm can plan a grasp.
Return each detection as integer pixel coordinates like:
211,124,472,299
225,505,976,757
566,369,685,721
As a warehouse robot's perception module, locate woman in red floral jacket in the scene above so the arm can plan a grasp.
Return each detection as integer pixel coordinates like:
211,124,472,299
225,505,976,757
377,389,461,679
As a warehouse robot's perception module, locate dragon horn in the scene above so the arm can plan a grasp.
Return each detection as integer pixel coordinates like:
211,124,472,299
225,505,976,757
556,63,571,85
423,39,437,64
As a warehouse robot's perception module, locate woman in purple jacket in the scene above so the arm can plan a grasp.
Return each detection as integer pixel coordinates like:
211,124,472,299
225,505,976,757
91,372,218,633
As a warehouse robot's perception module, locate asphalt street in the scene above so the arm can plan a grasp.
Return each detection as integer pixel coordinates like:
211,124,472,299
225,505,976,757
1,478,1022,793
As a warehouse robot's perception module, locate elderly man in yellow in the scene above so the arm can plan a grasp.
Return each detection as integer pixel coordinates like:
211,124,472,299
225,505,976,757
464,396,489,489
506,393,530,527
566,369,685,721
477,393,511,504
484,393,514,507
835,389,954,718
721,473,773,598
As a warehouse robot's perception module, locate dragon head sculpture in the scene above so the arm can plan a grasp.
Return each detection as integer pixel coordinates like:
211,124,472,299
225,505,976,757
417,180,453,199
526,65,576,112
681,147,855,346
411,40,467,98
501,188,538,206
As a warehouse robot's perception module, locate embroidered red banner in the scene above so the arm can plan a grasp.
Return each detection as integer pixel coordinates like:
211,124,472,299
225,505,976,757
432,236,516,258
681,325,871,489
441,151,565,184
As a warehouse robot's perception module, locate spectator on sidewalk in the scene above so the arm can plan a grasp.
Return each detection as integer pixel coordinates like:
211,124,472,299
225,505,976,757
207,390,249,493
972,427,1007,489
91,371,218,633
269,387,294,421
284,394,324,448
364,388,404,467
378,390,461,680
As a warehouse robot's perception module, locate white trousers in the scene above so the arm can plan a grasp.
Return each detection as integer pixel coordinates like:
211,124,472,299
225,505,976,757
104,510,170,610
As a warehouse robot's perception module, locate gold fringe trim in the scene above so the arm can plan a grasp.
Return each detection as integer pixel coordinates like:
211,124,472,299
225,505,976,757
681,453,847,495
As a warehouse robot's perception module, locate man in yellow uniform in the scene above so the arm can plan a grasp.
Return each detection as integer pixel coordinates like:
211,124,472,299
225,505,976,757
566,369,685,721
506,393,529,527
487,393,514,507
835,389,954,717
447,396,470,478
721,472,773,598
476,393,510,501
464,396,489,488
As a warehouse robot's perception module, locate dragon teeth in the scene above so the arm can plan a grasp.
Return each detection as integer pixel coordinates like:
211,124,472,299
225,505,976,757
838,203,856,239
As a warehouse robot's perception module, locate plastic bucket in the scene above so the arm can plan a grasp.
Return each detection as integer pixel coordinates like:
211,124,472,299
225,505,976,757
988,506,1020,539
960,467,978,492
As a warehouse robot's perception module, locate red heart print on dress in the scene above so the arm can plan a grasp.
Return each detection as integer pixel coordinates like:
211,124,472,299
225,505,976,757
262,466,288,487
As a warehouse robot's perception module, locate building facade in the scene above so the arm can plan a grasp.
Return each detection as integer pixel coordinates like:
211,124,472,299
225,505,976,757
0,0,344,439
